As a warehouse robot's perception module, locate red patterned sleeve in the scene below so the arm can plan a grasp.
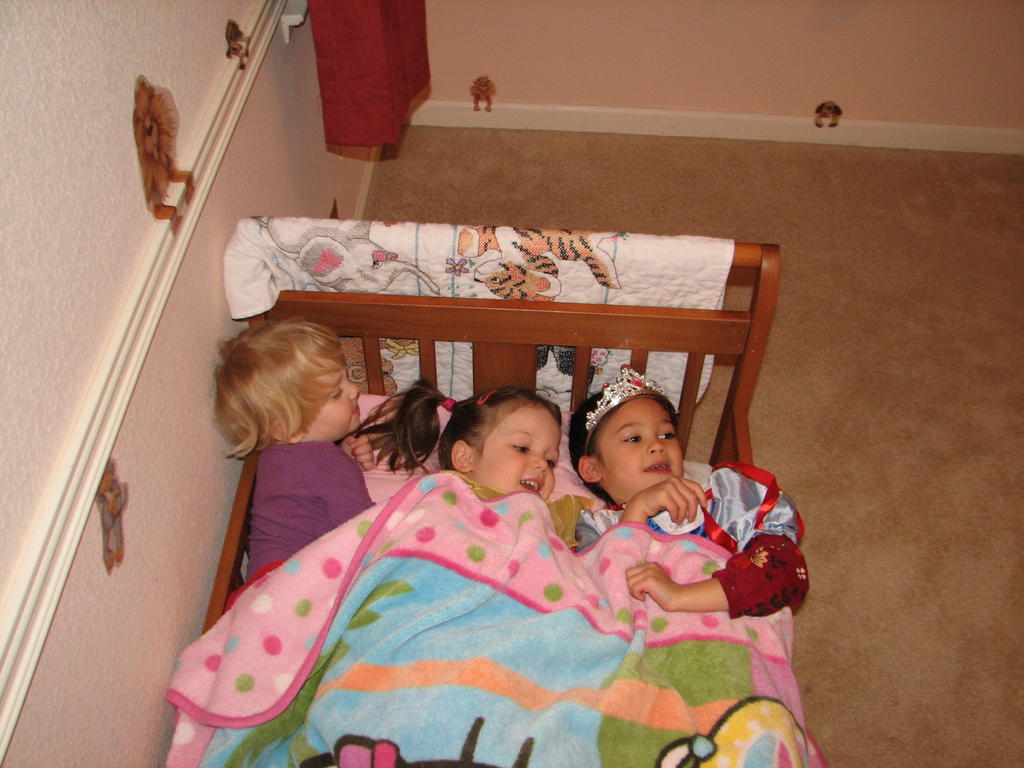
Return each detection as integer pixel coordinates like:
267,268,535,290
711,535,809,618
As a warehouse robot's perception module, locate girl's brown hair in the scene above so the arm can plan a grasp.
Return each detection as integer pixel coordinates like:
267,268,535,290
355,381,561,472
213,318,347,457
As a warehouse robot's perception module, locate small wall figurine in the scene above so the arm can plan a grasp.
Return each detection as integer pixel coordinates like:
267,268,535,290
133,75,194,220
225,19,250,69
814,101,843,127
470,76,495,112
95,459,128,573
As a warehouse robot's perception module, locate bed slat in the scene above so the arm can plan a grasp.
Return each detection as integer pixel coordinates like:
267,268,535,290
570,347,591,410
361,336,386,395
418,340,438,386
473,342,537,392
629,349,649,373
675,352,706,455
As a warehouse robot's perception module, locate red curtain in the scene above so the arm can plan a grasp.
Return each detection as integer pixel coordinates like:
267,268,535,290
307,0,430,147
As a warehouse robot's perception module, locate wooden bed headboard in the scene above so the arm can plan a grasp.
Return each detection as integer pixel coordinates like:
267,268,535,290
202,242,779,630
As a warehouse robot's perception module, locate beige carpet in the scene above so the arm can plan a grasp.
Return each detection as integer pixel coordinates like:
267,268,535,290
363,126,1024,767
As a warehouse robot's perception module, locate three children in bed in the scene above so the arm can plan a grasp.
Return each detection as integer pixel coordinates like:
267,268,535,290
214,319,807,618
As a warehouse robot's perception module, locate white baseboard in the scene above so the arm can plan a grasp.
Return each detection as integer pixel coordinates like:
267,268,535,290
409,99,1024,156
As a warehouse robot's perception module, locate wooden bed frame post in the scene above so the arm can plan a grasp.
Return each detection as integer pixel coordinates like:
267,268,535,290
203,451,257,630
711,244,780,465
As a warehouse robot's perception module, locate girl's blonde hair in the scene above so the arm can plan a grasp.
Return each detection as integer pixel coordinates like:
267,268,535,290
213,318,347,457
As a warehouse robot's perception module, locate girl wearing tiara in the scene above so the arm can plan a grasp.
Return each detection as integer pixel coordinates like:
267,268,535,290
569,367,808,618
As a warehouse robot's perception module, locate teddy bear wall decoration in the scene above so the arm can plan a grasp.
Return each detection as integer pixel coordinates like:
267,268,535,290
814,101,843,127
470,76,495,112
133,75,193,221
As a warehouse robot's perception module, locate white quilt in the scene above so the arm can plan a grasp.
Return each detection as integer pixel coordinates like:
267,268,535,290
222,218,733,407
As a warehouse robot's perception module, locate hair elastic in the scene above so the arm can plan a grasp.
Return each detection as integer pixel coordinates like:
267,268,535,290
441,397,456,412
476,390,497,405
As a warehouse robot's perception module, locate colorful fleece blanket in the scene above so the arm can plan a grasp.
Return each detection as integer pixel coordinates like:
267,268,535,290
166,473,824,768
221,218,734,408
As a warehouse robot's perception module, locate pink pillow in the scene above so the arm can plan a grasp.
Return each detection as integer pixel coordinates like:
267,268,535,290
355,394,595,504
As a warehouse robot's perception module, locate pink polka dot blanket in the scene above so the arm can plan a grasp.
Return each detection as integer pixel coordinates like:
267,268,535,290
165,472,825,768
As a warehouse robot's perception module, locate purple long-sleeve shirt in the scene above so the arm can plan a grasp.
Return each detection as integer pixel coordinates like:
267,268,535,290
247,441,373,576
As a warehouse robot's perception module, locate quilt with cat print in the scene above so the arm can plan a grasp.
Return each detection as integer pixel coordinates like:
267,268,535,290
222,218,733,407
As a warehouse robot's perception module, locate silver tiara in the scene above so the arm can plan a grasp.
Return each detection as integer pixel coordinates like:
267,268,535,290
585,366,667,433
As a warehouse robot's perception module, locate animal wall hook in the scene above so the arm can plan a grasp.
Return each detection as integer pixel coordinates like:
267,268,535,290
95,459,128,573
225,20,251,69
133,75,194,221
814,101,843,127
470,76,495,112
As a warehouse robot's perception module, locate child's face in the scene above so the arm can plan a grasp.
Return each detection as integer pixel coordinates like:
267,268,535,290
452,404,561,500
295,365,360,444
578,396,683,505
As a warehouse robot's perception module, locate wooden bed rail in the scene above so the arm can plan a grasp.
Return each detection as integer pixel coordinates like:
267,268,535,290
204,452,257,631
202,242,779,630
731,241,770,268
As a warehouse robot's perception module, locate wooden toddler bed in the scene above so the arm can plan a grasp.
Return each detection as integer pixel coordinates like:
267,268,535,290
167,224,824,768
203,241,778,631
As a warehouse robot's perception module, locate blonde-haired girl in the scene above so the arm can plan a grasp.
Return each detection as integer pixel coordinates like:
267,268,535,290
214,317,372,580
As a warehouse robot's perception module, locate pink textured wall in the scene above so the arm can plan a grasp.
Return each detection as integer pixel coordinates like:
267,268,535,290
424,0,1024,129
1,7,369,765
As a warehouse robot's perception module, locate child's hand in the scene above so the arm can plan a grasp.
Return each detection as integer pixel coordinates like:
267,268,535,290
626,561,729,613
341,434,377,470
618,477,706,525
626,562,683,610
